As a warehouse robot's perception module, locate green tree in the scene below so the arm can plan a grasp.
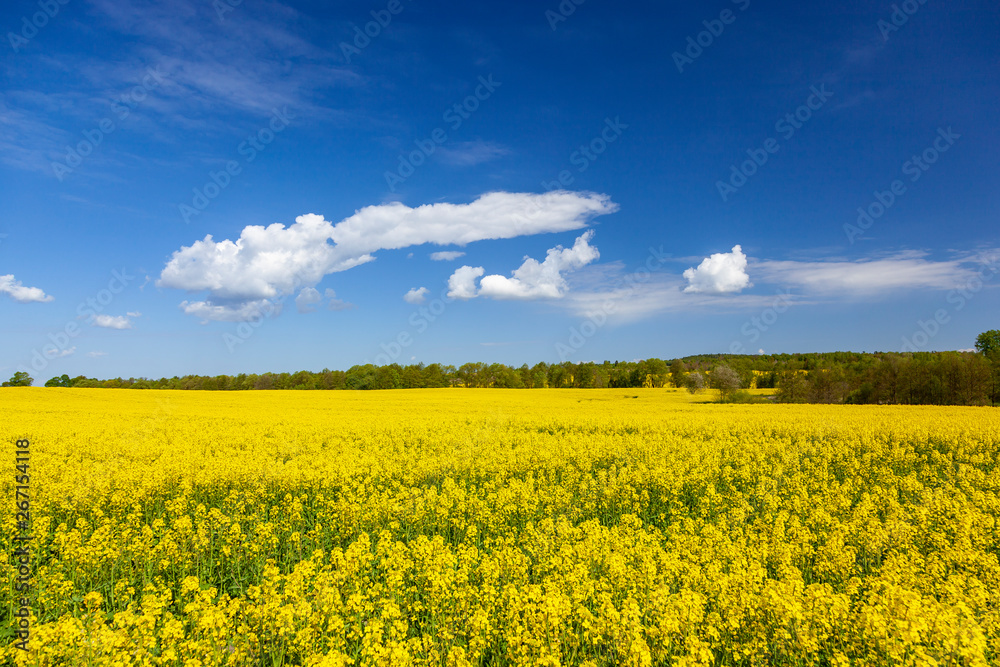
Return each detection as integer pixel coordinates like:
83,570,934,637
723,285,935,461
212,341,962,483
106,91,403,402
457,362,484,388
669,359,687,389
373,365,403,390
44,374,71,388
976,330,1000,360
344,365,375,390
973,334,1000,406
776,372,809,403
530,362,548,388
3,371,34,387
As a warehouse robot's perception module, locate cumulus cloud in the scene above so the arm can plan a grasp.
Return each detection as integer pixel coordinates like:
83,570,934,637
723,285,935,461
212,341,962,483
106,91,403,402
446,232,600,301
430,251,466,261
325,289,353,311
92,314,135,329
158,191,616,321
683,245,752,294
0,274,54,303
404,287,429,304
295,287,323,313
180,299,282,323
478,231,600,300
295,287,354,313
447,266,485,300
53,347,76,358
159,214,347,302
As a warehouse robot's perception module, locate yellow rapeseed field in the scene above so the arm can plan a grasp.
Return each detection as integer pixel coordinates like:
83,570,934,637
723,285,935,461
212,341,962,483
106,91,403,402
2,387,999,666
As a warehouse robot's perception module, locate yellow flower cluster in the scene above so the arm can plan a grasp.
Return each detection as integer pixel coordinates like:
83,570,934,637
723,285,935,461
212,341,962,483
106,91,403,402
2,388,999,665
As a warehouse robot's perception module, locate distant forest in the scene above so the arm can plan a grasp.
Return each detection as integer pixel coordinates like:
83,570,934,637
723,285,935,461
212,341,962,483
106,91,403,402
23,336,1000,407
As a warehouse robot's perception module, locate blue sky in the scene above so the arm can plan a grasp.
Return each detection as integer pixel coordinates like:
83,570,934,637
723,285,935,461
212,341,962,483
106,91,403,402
1,0,998,382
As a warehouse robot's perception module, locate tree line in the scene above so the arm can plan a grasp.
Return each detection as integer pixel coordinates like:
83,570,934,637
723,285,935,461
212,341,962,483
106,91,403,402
7,331,999,406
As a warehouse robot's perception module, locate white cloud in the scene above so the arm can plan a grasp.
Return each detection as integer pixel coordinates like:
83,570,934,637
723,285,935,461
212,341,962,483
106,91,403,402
81,0,355,120
683,245,752,294
477,231,600,300
88,351,108,358
295,287,323,313
559,249,998,323
159,214,347,301
327,190,614,257
447,266,485,300
564,272,788,323
53,347,76,358
404,287,429,304
0,0,357,179
436,140,510,167
92,314,135,329
0,274,54,303
755,253,972,293
430,251,466,261
179,299,281,323
127,311,142,317
159,191,616,321
325,289,353,311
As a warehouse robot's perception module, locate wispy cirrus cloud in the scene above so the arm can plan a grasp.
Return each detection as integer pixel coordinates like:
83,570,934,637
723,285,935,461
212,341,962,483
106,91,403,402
436,140,510,166
560,248,994,322
0,0,357,177
85,0,356,121
755,251,973,294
